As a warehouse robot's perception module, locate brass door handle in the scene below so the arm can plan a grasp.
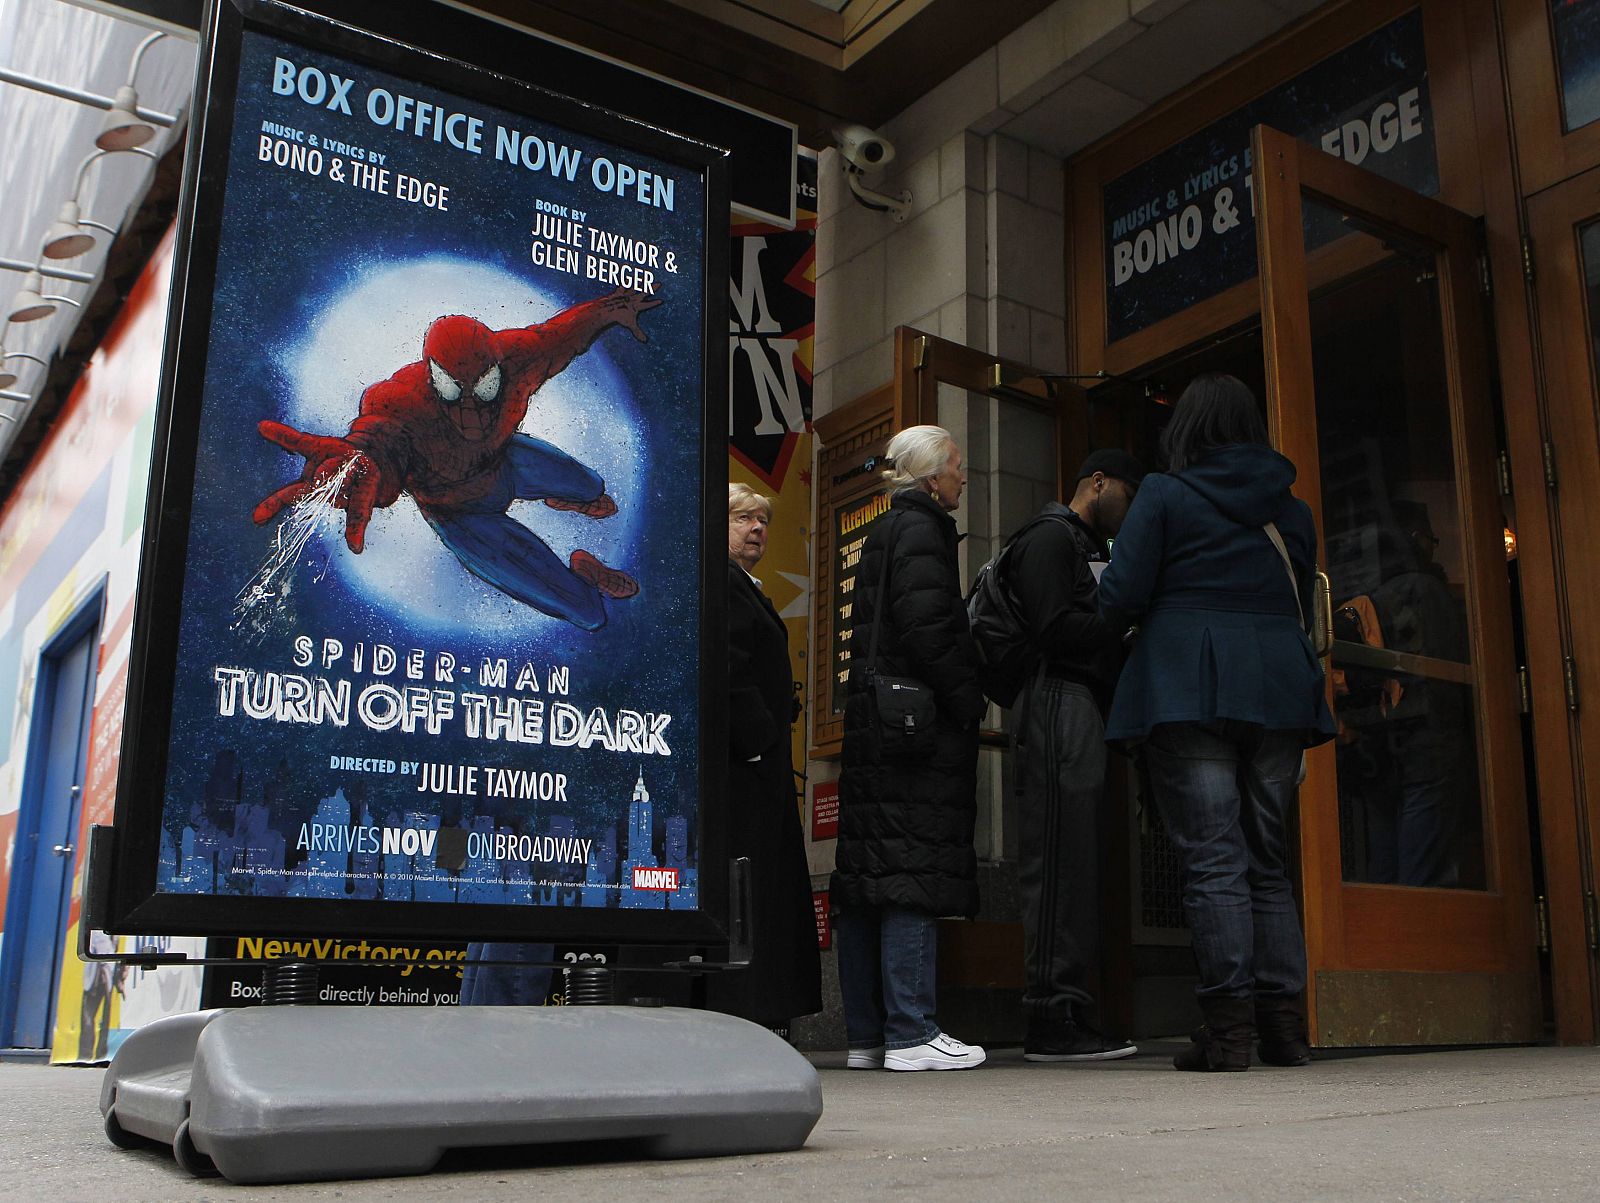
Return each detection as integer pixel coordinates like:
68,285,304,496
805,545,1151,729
1316,570,1333,658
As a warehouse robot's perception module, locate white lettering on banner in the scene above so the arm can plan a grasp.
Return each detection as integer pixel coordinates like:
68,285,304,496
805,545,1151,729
1113,204,1204,286
730,238,782,333
734,337,805,437
1109,85,1427,288
729,237,806,437
632,866,680,891
258,134,324,176
464,831,595,864
548,702,671,755
492,127,583,179
293,823,436,858
272,56,355,114
1319,87,1424,166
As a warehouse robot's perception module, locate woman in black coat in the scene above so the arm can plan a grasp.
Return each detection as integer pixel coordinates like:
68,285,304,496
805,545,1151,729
1099,375,1335,1072
831,425,988,1072
709,483,822,1032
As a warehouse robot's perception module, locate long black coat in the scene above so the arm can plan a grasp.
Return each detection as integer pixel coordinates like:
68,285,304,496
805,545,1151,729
706,559,822,1026
832,490,985,918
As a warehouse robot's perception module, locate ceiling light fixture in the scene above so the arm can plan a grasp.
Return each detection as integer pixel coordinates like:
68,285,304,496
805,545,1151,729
8,271,83,323
0,347,49,390
41,147,158,260
95,31,169,151
41,201,98,260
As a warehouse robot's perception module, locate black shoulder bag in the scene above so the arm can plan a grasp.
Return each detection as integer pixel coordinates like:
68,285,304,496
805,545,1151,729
862,513,939,761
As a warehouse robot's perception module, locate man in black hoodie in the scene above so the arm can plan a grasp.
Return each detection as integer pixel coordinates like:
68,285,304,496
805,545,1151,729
1007,449,1143,1061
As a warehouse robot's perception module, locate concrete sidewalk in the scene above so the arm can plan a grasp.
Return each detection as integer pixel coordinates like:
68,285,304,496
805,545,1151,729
2,1044,1597,1201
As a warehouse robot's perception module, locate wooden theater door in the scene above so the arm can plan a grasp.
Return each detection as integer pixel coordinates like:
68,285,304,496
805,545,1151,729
1251,125,1540,1046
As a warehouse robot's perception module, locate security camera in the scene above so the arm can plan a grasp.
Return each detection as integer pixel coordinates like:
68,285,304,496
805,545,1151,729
831,124,910,220
833,124,896,172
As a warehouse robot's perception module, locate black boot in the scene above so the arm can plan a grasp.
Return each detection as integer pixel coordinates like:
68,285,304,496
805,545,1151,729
1254,993,1311,1067
1173,994,1253,1072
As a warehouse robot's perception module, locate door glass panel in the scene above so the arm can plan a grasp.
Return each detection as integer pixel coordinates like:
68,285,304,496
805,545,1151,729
1552,0,1600,133
1580,218,1600,355
1301,198,1487,890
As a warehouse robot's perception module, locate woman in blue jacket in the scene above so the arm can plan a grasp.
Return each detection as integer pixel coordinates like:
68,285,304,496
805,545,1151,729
1099,374,1334,1072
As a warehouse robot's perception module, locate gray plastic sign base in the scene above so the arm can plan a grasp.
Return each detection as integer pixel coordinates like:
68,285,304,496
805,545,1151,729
100,1006,822,1183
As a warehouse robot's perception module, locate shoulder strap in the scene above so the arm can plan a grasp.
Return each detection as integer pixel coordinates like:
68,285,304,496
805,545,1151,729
997,508,1079,580
1262,521,1307,633
1009,507,1076,547
865,509,900,672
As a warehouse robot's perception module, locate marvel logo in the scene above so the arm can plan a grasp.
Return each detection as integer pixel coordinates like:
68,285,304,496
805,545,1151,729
632,866,680,891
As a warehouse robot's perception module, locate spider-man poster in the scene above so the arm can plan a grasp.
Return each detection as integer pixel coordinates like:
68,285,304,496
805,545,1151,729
120,10,723,934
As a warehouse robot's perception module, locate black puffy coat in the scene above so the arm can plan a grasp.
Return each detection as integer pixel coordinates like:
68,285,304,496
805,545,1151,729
831,489,985,918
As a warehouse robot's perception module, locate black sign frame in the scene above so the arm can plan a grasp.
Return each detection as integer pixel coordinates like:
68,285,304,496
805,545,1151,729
107,0,732,947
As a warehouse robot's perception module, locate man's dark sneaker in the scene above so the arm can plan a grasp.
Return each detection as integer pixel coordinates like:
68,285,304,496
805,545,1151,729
1023,1023,1138,1062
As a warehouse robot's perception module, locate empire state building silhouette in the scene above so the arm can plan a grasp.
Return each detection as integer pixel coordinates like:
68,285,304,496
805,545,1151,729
621,768,665,909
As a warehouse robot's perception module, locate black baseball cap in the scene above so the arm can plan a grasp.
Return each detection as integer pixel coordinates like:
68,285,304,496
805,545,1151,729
1076,448,1146,488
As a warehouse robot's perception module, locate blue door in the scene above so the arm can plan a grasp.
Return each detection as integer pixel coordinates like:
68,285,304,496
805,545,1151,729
0,603,101,1051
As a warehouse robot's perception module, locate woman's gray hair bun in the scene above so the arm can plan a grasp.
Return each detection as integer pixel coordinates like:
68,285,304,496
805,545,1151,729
880,425,955,490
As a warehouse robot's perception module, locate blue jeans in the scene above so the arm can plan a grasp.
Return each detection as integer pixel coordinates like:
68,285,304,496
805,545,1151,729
834,907,939,1050
459,942,555,1006
1142,721,1307,1000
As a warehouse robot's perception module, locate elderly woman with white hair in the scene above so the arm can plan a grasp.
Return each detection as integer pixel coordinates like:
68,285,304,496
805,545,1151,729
709,482,822,1033
830,425,988,1071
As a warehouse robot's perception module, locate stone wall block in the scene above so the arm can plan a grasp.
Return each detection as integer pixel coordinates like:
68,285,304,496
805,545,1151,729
883,190,976,333
992,296,1032,364
884,48,1007,171
832,337,895,406
1030,308,1068,375
816,239,884,371
993,192,1065,318
987,132,1030,198
1029,146,1065,215
998,0,1140,112
940,130,984,200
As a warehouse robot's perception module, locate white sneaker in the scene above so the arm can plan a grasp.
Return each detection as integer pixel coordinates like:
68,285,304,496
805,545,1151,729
846,1045,885,1069
884,1032,986,1071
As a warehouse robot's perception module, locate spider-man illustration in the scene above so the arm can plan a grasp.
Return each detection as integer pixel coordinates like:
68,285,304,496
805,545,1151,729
252,287,660,631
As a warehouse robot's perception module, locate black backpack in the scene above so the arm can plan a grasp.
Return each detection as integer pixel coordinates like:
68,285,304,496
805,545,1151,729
965,509,1075,708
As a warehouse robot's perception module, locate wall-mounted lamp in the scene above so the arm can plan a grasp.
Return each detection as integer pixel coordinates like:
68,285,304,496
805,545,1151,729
41,147,157,260
1504,526,1518,562
95,32,168,151
0,346,50,390
97,85,154,150
42,201,98,260
0,388,31,421
8,271,84,323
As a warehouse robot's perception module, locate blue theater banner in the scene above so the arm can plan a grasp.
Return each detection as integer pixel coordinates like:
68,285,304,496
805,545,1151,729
1102,9,1436,342
108,0,728,943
